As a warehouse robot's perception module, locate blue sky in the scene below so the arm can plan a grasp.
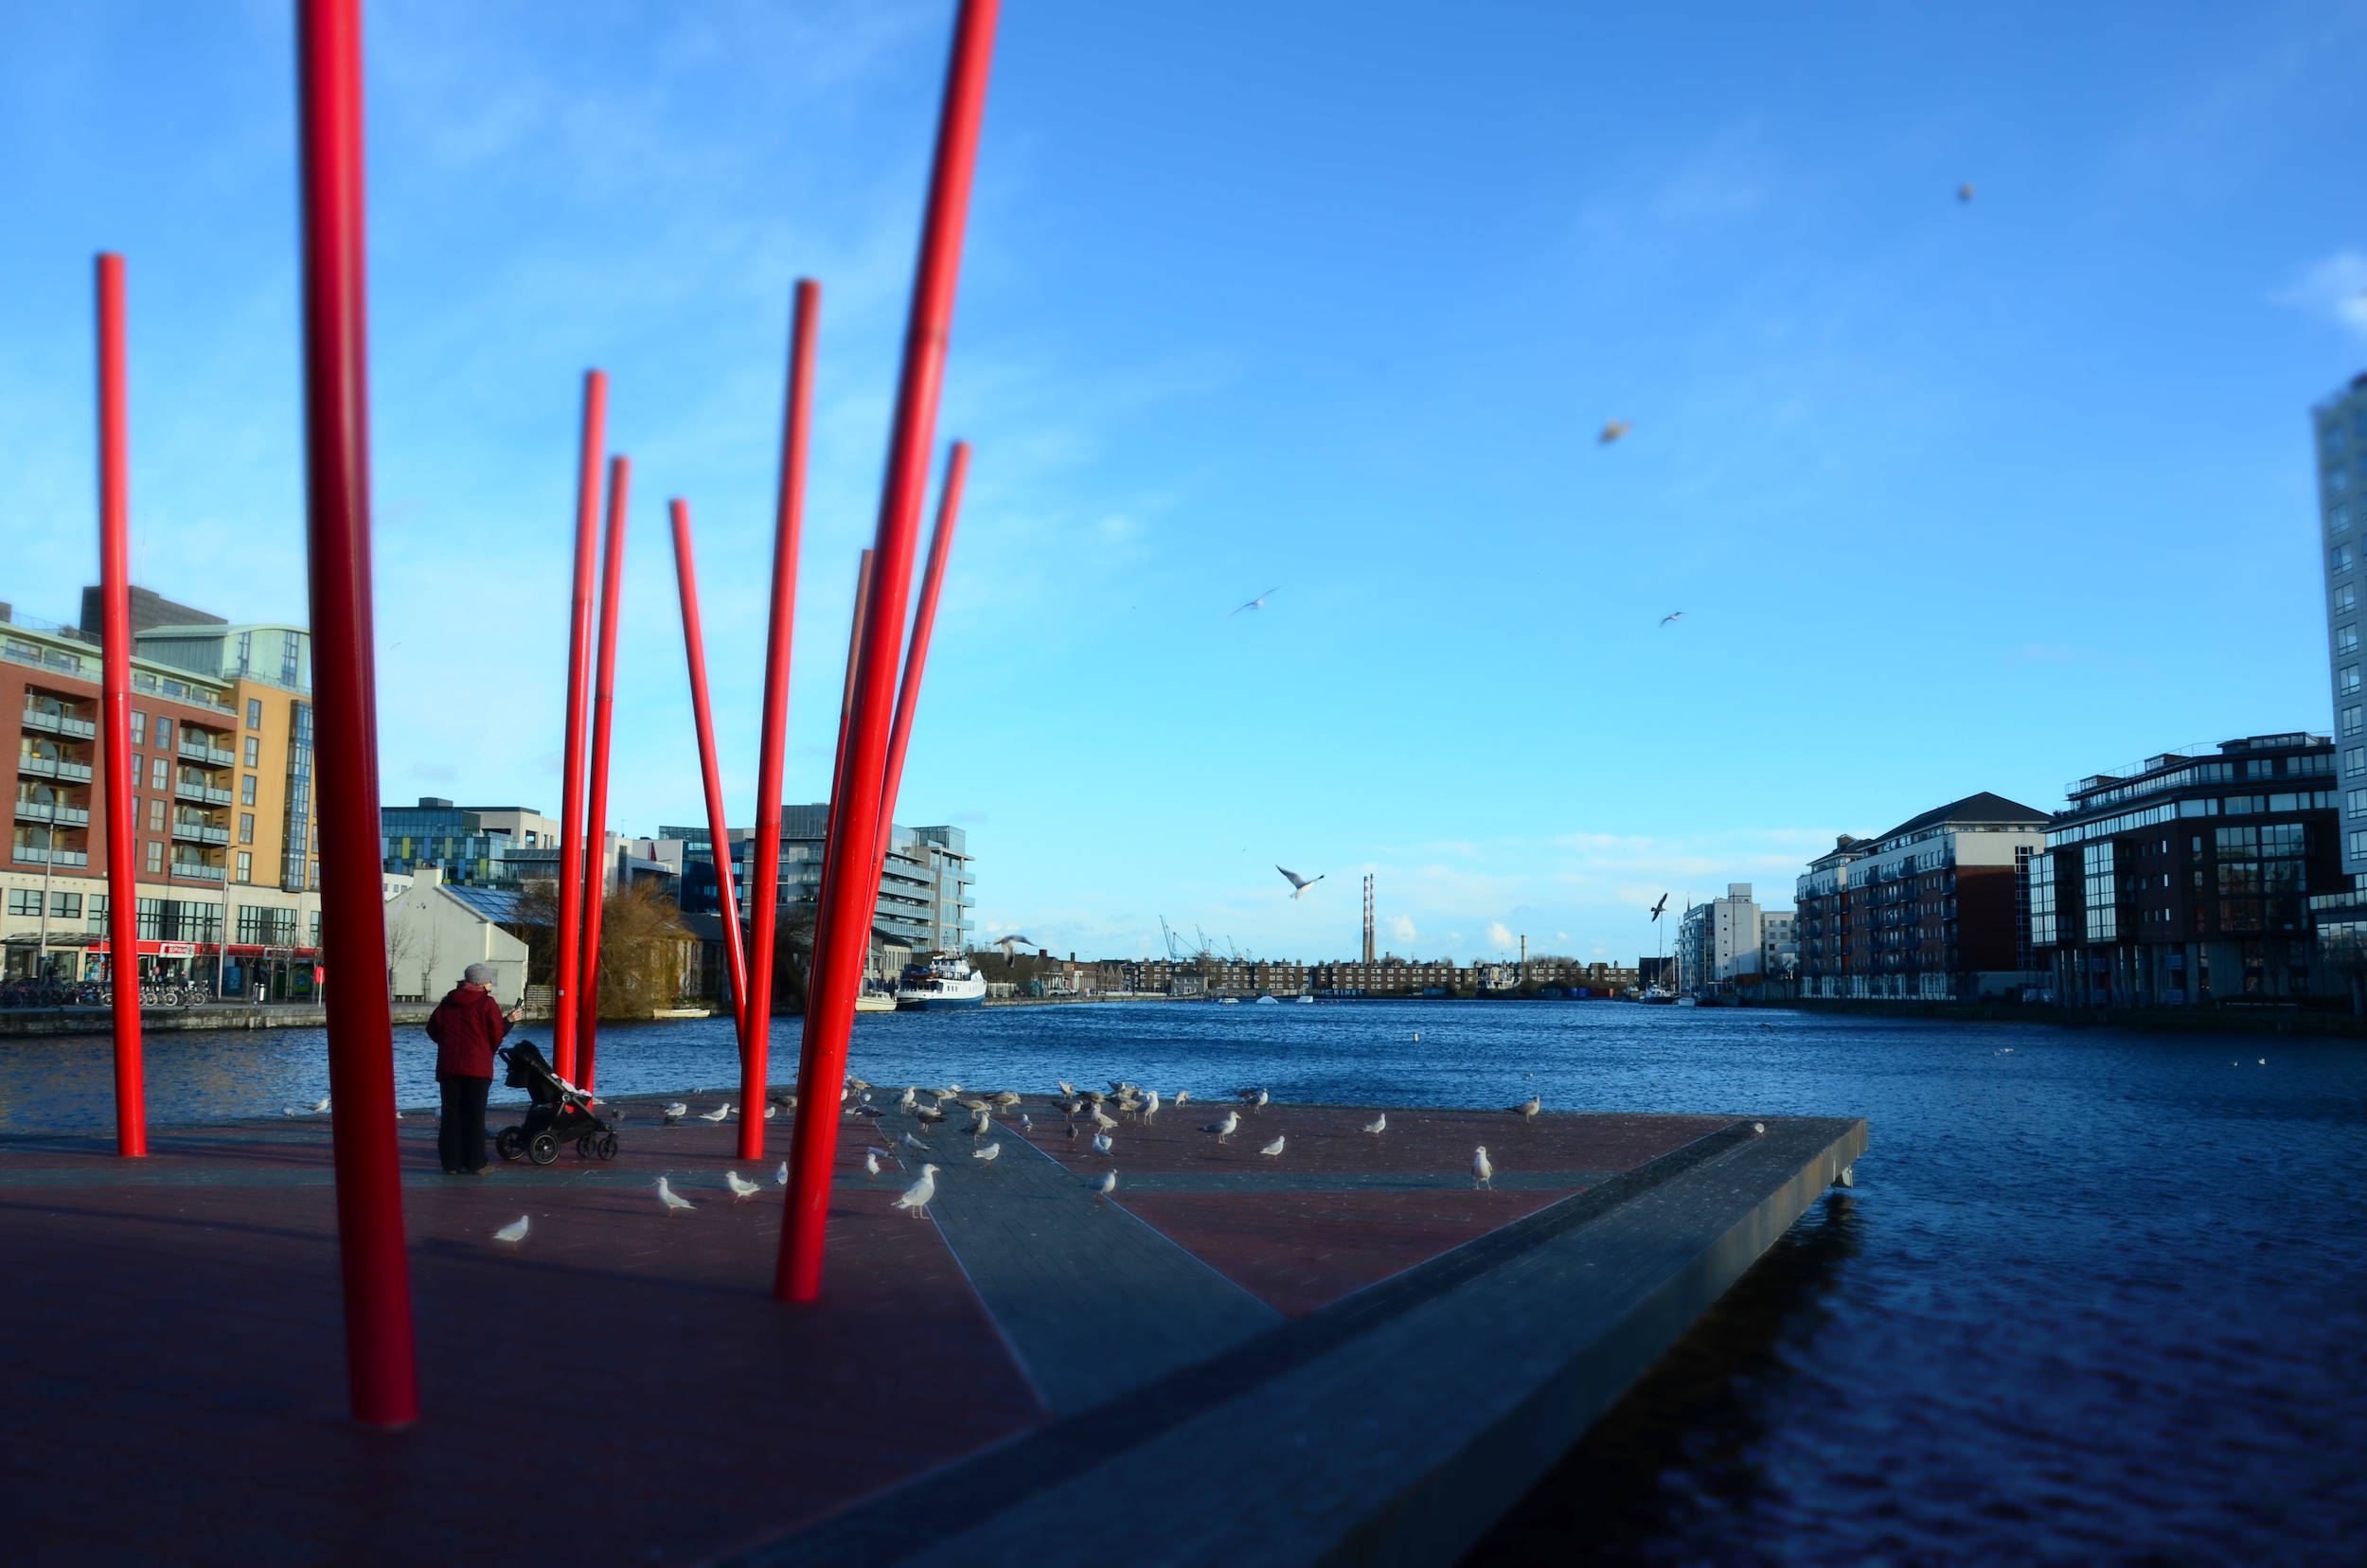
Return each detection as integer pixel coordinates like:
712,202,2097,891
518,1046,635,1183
4,1,2366,964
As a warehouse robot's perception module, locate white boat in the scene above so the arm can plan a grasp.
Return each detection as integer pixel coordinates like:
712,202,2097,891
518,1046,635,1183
1674,994,1699,1007
895,953,987,1010
1254,994,1279,1005
1220,996,1240,1006
1295,994,1314,1005
855,989,898,1013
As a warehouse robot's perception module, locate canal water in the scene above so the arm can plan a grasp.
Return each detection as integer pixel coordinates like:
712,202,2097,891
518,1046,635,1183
3,1001,2359,1564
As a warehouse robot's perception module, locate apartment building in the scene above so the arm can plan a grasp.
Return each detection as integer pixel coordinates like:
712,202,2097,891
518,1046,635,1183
4,596,321,993
1676,883,1785,990
666,808,975,954
1308,954,1460,996
1795,793,2047,1002
2031,733,2340,1006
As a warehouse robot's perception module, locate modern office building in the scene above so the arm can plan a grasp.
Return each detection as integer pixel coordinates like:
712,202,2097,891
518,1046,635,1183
378,800,583,888
1794,793,2048,1001
2318,371,2367,882
1675,883,1777,990
3,595,322,994
665,807,975,954
2031,734,2339,1006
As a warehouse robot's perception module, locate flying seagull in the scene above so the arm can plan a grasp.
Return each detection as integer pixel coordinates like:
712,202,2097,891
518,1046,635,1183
1277,866,1325,899
1229,586,1281,615
1659,611,1682,628
1649,893,1668,921
656,1176,696,1212
894,1165,940,1218
1599,419,1632,445
491,1216,529,1245
724,1170,761,1203
1957,182,1975,202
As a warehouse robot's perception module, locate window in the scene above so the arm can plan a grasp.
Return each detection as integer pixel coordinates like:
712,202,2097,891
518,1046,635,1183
147,798,166,831
2337,544,2355,573
2340,626,2360,655
130,711,146,743
2344,667,2360,696
51,892,80,918
6,888,37,917
2352,829,2367,860
2348,790,2367,819
2347,706,2364,739
2340,469,2355,494
153,718,172,748
246,697,262,729
243,737,259,767
144,840,163,873
2338,504,2356,534
236,851,253,883
281,638,299,682
2082,841,2118,942
237,631,253,673
241,775,257,806
2340,585,2359,615
150,757,169,790
236,812,253,844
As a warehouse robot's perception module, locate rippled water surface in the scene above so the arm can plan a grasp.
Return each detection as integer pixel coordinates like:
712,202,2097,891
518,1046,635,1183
5,1001,2361,1563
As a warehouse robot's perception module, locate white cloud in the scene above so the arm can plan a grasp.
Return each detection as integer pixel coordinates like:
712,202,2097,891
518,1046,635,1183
1485,921,1515,951
1385,914,1417,941
2272,251,2367,337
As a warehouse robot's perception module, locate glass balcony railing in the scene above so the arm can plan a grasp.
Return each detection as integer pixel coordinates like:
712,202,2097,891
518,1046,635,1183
178,737,237,766
21,708,98,739
12,844,90,866
13,800,92,827
171,819,231,845
174,779,234,806
172,859,227,882
17,756,95,783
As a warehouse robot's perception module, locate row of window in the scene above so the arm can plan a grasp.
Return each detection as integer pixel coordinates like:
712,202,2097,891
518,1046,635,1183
0,891,316,943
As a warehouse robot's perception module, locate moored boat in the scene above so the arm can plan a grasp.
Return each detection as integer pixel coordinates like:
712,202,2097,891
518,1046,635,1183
895,953,987,1010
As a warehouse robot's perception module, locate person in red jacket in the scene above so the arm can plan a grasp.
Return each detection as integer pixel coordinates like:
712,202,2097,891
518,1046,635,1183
427,962,524,1174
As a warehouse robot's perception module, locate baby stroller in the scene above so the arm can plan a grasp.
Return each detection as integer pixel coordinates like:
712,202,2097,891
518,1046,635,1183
494,1039,619,1165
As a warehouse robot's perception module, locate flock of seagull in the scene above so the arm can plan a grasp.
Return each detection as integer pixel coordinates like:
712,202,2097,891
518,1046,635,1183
468,1076,1563,1241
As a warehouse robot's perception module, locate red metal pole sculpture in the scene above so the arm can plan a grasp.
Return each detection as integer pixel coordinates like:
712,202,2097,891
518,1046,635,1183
779,0,1000,1302
576,454,630,1094
553,371,607,1082
94,253,144,1159
874,441,970,867
739,279,820,1162
296,0,418,1427
668,501,751,1050
799,548,875,1005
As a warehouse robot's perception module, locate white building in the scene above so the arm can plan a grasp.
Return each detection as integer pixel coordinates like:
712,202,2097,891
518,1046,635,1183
1678,883,1767,989
383,866,529,1005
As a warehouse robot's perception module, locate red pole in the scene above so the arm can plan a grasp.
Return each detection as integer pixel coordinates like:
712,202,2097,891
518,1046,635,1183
94,253,144,1159
552,371,606,1082
873,441,970,868
778,0,1000,1303
739,278,820,1163
577,454,630,1094
296,0,418,1428
667,500,750,1048
799,548,875,1010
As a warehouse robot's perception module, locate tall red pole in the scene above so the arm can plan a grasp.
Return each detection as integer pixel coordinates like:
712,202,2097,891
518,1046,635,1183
667,501,750,1049
94,253,145,1159
552,371,606,1082
778,0,999,1303
576,454,630,1094
799,548,875,1007
296,0,418,1428
739,278,820,1163
873,441,970,867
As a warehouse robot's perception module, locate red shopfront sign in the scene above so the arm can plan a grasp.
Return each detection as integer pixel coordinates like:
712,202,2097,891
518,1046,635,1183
90,941,321,958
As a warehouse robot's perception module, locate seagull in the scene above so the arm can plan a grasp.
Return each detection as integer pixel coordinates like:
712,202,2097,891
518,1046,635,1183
776,1161,790,1185
662,1101,687,1120
992,1091,1023,1108
763,1105,778,1119
1094,1169,1117,1203
901,1131,934,1154
724,1170,761,1203
1659,611,1682,628
1759,1022,1775,1031
1020,1114,1033,1132
1092,1132,1113,1158
969,1111,993,1137
864,1149,881,1181
1174,1090,1190,1106
1648,894,1668,922
656,1176,696,1212
1056,1079,1076,1096
894,1165,940,1218
1091,1109,1119,1133
914,1105,947,1128
973,1141,1001,1167
1259,1135,1286,1158
899,1086,918,1111
1472,1147,1494,1189
1362,1114,1387,1135
698,1104,731,1123
1599,419,1632,445
1140,1090,1160,1121
1277,866,1325,899
312,1097,330,1114
491,1216,529,1245
1957,182,1975,202
1203,1111,1240,1141
1229,585,1281,616
1751,1122,1766,1136
1513,1096,1541,1125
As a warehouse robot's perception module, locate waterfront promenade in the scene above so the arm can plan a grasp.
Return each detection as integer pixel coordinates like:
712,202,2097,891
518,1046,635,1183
0,1087,1860,1565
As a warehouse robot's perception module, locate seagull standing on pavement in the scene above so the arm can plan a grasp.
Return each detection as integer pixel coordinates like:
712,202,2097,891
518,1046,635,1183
1141,1090,1160,1121
864,1149,881,1182
663,1101,687,1122
656,1176,696,1212
1513,1096,1541,1126
1092,1132,1113,1158
491,1216,529,1245
1203,1111,1240,1142
1472,1147,1494,1189
973,1141,1001,1168
1259,1135,1286,1158
1020,1114,1033,1132
1094,1169,1117,1203
894,1165,940,1219
1362,1114,1387,1135
698,1103,731,1124
900,1131,934,1154
776,1162,790,1185
724,1170,761,1203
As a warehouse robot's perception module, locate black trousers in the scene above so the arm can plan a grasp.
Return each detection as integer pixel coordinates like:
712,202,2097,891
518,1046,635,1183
439,1076,491,1172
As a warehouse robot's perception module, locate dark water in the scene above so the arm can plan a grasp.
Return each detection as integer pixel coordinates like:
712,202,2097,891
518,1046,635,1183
5,1001,2362,1563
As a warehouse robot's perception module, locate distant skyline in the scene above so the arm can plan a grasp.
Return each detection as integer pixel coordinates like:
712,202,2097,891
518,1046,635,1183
4,2,2366,961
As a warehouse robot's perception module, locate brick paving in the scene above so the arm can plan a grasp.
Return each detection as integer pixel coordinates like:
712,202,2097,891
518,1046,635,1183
0,1090,1746,1566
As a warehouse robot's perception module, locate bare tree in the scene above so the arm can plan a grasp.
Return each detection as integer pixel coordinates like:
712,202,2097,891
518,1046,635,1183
384,904,418,999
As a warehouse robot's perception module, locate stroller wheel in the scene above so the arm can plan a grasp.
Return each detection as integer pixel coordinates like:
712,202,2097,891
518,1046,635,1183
495,1127,525,1162
594,1130,619,1161
527,1131,560,1166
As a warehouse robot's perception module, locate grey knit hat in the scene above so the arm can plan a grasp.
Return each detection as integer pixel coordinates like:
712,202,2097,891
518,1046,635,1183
463,963,496,987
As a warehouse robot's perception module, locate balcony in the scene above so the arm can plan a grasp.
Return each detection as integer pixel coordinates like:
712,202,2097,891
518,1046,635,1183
13,800,92,828
178,737,237,767
17,756,95,783
21,708,98,739
174,779,234,806
172,818,232,846
12,844,90,867
171,859,227,882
